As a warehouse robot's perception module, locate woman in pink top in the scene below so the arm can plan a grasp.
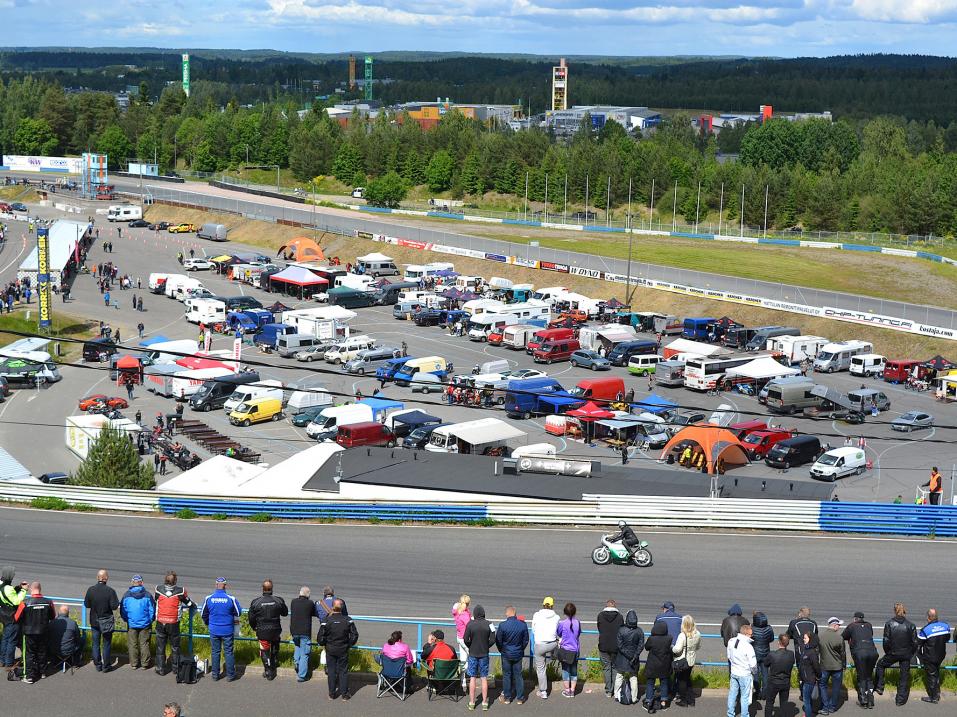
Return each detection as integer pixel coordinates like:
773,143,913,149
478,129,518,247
382,630,414,665
452,594,472,687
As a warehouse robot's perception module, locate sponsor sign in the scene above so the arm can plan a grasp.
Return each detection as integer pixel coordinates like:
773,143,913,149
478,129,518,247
36,228,52,328
512,257,539,268
2,155,83,173
396,239,430,251
762,299,824,317
570,267,601,279
915,323,957,340
822,307,914,330
355,230,374,241
484,253,508,263
540,261,570,273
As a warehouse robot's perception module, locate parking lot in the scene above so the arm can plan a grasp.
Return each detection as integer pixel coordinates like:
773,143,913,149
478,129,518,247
1,198,955,503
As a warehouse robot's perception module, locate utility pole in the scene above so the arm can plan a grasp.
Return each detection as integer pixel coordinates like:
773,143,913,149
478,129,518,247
763,184,770,239
626,177,633,304
563,174,568,225
694,180,701,233
584,174,589,226
740,184,745,237
605,175,611,226
649,178,655,232
672,180,678,231
544,173,549,224
718,182,724,236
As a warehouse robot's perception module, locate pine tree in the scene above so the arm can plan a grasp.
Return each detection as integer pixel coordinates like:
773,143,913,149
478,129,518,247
70,426,155,490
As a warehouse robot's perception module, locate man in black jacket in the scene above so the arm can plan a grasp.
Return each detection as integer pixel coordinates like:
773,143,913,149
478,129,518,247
786,606,817,689
721,604,748,646
14,582,55,684
613,610,644,703
597,599,624,697
289,586,317,682
83,569,119,673
842,611,879,708
317,600,358,700
751,612,774,700
917,608,950,704
247,580,288,681
463,604,495,710
763,634,795,717
48,605,83,667
874,602,918,706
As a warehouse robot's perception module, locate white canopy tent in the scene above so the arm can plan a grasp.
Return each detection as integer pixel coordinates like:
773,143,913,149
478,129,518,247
158,455,266,493
450,418,526,446
663,338,728,358
726,356,801,381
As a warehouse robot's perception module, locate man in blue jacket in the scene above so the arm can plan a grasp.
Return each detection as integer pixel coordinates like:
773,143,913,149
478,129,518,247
120,575,156,670
495,606,530,705
201,577,242,681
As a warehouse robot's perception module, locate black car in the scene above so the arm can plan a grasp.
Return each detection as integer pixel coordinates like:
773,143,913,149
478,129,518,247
223,296,263,311
413,310,444,327
39,472,69,485
149,221,171,231
402,423,447,449
129,219,150,228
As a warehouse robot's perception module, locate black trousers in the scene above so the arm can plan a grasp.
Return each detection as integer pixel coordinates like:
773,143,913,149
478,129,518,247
875,654,911,703
259,637,280,677
155,622,180,672
929,491,941,505
674,666,694,702
764,684,789,717
852,650,878,701
924,660,942,700
326,652,349,697
24,634,47,681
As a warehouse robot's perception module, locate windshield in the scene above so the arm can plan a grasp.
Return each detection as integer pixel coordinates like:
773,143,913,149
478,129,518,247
817,454,839,466
817,351,834,361
743,434,763,445
236,402,251,413
567,386,586,397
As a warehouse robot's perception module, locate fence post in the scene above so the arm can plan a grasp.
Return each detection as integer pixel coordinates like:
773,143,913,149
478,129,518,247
188,606,194,654
417,622,423,665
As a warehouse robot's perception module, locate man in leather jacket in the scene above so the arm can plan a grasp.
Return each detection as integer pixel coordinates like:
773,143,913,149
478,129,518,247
247,580,288,680
842,611,879,708
874,602,917,706
916,608,951,704
610,520,639,556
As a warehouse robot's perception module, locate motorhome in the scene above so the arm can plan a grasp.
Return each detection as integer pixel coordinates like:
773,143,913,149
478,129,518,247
334,273,377,292
306,403,374,441
767,335,828,365
462,298,505,316
813,341,874,373
467,313,518,341
356,252,399,277
107,205,142,222
425,418,526,454
403,262,454,283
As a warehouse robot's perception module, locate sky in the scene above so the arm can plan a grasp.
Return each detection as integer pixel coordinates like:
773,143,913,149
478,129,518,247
5,0,957,57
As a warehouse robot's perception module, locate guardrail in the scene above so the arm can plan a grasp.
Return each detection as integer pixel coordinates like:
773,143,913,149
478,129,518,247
6,483,957,537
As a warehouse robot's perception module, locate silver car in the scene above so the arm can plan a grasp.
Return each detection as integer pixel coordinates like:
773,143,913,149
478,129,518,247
890,411,934,432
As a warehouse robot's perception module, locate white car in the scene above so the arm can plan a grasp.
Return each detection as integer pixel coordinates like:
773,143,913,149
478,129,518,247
351,187,365,198
184,258,213,271
506,368,547,381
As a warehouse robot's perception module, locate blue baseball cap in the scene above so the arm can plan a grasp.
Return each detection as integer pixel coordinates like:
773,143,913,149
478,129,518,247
131,575,143,583
215,577,227,584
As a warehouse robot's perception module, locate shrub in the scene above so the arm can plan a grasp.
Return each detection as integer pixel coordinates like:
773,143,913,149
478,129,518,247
176,508,198,519
71,502,97,512
210,513,229,520
30,496,70,510
246,512,273,522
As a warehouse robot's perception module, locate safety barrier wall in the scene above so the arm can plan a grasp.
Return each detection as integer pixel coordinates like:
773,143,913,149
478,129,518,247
7,483,957,537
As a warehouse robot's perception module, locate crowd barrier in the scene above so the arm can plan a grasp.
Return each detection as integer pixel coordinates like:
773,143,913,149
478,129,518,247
5,482,957,537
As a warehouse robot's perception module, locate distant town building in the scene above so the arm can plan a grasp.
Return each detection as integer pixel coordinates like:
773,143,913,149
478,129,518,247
697,108,833,133
394,99,519,129
545,105,662,136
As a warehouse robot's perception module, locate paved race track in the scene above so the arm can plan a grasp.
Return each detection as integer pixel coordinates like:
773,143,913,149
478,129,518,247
3,507,953,626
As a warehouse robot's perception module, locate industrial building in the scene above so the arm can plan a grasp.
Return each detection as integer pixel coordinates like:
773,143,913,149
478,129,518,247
394,99,520,129
698,107,833,133
545,105,662,136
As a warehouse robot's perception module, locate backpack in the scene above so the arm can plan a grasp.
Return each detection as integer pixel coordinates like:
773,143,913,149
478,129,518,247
618,679,634,705
176,655,197,684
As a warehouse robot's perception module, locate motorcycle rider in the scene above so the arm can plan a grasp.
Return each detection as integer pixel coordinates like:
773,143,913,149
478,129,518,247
609,520,640,557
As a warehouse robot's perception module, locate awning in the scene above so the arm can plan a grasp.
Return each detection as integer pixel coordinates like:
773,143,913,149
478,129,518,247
537,394,585,410
596,418,644,430
663,338,726,358
451,420,526,445
727,357,800,381
116,355,142,369
269,266,329,286
358,397,405,414
631,394,678,414
357,252,393,262
210,255,233,263
567,401,615,419
175,356,235,371
392,410,440,426
138,335,171,347
810,384,854,411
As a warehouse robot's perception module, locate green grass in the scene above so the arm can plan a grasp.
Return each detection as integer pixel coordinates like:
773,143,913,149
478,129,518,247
0,310,95,361
246,512,273,522
30,496,70,510
175,508,198,519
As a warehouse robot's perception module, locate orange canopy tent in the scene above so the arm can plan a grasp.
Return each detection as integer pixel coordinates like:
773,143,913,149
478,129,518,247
277,237,325,262
659,425,751,474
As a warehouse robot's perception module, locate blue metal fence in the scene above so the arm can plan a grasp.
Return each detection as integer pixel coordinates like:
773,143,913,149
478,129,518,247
819,502,957,536
157,498,489,522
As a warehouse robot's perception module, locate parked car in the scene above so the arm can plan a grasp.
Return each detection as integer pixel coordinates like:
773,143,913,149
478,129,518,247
402,423,447,449
290,406,326,428
149,221,171,231
506,368,547,381
9,202,27,212
184,258,213,271
129,219,150,228
891,411,934,432
168,223,196,233
38,472,69,484
569,350,611,371
78,394,129,411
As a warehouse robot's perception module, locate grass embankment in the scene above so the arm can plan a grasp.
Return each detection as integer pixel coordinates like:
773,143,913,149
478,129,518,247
0,185,32,202
144,205,957,359
0,310,95,361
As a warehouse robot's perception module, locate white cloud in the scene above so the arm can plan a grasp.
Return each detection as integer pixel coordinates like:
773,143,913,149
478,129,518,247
847,0,957,23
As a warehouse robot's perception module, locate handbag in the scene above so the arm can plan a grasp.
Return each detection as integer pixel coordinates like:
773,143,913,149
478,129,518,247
556,619,580,666
96,614,115,633
672,633,690,673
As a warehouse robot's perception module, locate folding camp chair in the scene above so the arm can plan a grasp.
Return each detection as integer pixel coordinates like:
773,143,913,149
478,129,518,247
375,654,409,700
426,658,462,702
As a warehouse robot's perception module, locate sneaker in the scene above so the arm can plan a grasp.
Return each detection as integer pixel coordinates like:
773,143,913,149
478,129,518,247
468,703,476,711
874,688,883,696
921,697,940,704
502,698,511,705
22,678,35,684
538,691,547,699
516,699,525,705
483,703,490,712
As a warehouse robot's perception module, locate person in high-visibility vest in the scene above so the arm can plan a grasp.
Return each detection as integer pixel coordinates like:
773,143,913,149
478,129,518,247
923,467,943,505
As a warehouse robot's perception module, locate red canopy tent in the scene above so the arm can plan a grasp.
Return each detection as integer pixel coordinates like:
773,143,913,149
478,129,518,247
115,354,143,385
268,265,330,300
175,356,235,372
567,401,615,421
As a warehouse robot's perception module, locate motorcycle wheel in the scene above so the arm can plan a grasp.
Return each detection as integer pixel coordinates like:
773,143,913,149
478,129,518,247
591,546,611,565
632,549,653,568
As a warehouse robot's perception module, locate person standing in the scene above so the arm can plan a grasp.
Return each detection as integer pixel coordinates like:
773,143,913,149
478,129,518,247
0,565,26,674
495,605,529,705
247,579,288,681
721,604,748,646
463,604,495,710
917,608,950,704
201,577,242,682
317,599,358,700
923,466,943,505
797,632,822,717
137,322,145,338
556,602,582,698
727,624,757,717
613,610,644,703
787,606,817,692
120,574,155,670
154,571,194,676
596,599,624,698
874,602,917,706
125,377,134,401
751,612,774,699
843,611,879,708
818,617,846,715
13,582,55,684
84,569,119,673
673,614,702,707
452,594,472,688
532,596,560,699
644,621,674,711
289,586,317,682
763,635,795,717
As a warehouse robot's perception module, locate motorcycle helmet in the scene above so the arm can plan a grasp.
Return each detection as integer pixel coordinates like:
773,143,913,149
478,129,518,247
618,520,627,530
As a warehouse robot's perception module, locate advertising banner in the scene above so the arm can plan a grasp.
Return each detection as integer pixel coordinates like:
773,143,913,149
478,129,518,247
540,261,570,273
484,253,508,263
1,155,83,173
36,228,52,328
182,54,191,97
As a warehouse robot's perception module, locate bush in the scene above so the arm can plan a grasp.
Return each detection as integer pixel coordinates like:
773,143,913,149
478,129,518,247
30,496,69,510
70,425,155,490
246,512,273,522
176,508,198,519
211,513,229,520
72,502,97,512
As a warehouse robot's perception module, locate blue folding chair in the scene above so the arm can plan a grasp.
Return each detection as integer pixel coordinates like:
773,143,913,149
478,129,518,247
375,653,409,700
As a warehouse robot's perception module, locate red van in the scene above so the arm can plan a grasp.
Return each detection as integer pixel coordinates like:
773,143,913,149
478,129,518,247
741,428,794,460
526,328,575,354
883,360,922,384
570,377,625,403
487,328,505,346
533,338,582,364
335,421,396,448
728,419,769,441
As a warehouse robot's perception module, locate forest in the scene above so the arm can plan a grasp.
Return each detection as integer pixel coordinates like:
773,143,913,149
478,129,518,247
2,69,957,236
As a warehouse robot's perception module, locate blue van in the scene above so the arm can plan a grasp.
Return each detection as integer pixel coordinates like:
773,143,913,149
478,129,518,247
504,377,583,419
606,340,657,367
682,317,716,340
254,323,294,350
375,356,412,383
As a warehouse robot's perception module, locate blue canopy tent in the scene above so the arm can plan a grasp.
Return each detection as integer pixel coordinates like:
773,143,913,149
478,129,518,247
537,394,586,414
358,397,405,421
631,394,678,415
391,410,440,427
138,335,171,347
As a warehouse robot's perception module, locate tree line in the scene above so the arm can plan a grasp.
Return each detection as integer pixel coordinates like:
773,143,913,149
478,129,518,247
2,75,957,236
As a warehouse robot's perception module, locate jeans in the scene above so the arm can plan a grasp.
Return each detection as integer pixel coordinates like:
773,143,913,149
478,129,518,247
326,652,349,697
875,654,911,704
801,680,815,717
599,650,616,695
209,634,235,679
646,676,669,705
755,660,769,697
90,626,113,670
819,668,843,711
765,684,789,717
728,673,753,717
501,655,524,701
1,621,20,666
292,635,311,679
560,658,578,682
533,639,557,693
154,622,180,673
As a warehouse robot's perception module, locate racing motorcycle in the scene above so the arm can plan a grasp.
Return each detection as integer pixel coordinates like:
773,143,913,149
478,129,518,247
591,533,653,568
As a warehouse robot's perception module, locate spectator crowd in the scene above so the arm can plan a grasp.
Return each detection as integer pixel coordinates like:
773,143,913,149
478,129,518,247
2,565,956,714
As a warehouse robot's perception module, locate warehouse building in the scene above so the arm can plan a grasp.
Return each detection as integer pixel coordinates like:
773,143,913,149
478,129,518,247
545,105,662,136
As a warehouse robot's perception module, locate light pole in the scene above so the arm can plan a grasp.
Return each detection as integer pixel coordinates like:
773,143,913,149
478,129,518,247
626,177,633,304
694,180,701,233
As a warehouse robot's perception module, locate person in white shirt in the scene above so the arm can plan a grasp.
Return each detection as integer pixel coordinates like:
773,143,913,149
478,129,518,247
726,624,756,717
531,596,560,699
